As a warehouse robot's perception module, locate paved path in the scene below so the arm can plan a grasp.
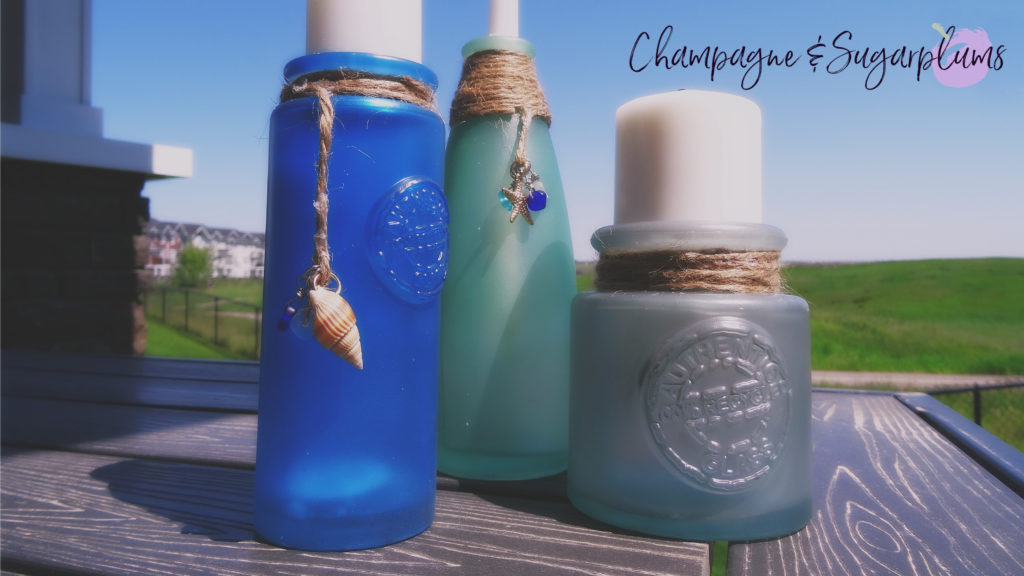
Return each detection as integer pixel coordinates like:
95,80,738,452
812,371,1024,391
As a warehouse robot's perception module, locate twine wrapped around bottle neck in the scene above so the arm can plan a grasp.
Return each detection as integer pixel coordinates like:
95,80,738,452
283,69,439,113
280,69,438,289
450,49,550,123
595,249,783,294
450,49,551,177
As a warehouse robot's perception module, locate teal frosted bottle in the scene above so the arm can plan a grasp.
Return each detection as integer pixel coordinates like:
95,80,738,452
438,35,576,480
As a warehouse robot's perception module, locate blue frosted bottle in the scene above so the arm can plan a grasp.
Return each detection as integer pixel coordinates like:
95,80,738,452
255,1,446,551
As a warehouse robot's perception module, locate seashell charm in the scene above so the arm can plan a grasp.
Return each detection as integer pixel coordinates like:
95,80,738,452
308,286,363,370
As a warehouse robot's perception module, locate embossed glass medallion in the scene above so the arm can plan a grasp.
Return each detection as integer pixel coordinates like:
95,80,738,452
643,317,790,492
370,178,449,304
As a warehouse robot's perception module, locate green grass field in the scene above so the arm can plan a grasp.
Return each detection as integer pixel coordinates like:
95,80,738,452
202,278,265,306
146,319,250,360
577,274,594,292
783,258,1024,375
144,280,263,360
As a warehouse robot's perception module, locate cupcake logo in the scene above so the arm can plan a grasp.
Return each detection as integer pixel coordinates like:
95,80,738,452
931,24,995,88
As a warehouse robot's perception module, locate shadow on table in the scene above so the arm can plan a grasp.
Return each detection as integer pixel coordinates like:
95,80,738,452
91,459,254,542
444,472,692,542
90,459,679,546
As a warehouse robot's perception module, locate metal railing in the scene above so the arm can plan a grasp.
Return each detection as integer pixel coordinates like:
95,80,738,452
930,382,1024,426
143,286,262,359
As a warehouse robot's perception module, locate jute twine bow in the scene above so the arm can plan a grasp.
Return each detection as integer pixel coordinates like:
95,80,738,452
280,69,439,290
450,49,551,221
595,249,784,294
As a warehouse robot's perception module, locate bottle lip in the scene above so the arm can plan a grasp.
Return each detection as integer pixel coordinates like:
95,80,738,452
283,52,438,90
591,221,788,254
461,35,535,58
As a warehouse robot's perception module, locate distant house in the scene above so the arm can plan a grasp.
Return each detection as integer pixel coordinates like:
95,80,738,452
145,220,265,280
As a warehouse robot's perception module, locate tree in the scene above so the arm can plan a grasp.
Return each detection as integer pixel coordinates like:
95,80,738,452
172,243,212,288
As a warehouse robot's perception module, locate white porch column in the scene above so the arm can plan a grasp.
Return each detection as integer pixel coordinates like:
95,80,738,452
19,0,104,135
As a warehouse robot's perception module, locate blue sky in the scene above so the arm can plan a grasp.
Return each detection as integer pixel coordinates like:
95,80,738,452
92,0,1023,262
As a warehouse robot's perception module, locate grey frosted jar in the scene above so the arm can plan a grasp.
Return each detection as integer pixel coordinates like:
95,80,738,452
568,221,812,541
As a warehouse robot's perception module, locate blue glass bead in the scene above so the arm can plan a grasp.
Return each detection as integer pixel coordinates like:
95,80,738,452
277,305,298,331
527,190,547,211
498,189,513,211
289,307,315,341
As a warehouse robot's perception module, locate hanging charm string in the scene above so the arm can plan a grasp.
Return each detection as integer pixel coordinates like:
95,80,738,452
277,69,439,369
451,49,551,225
283,71,439,289
309,84,335,289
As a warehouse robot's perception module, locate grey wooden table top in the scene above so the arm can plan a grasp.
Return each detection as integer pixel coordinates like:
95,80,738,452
2,352,1023,575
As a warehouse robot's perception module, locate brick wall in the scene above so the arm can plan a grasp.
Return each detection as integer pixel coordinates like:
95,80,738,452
1,158,152,354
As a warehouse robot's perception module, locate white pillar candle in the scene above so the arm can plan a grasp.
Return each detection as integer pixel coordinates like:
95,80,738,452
615,90,762,225
489,0,518,37
306,0,422,62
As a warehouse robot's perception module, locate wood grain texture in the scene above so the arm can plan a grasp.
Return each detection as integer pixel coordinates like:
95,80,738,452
1,449,709,576
1,397,257,468
7,353,1022,575
899,393,1024,498
0,351,259,383
727,393,1024,576
1,366,258,411
0,396,571,503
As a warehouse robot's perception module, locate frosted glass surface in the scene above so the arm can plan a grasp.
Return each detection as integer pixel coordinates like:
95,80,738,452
438,115,576,480
256,54,445,551
569,291,812,541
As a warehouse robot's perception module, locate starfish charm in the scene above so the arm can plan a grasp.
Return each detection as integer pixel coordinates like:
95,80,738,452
501,180,534,225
